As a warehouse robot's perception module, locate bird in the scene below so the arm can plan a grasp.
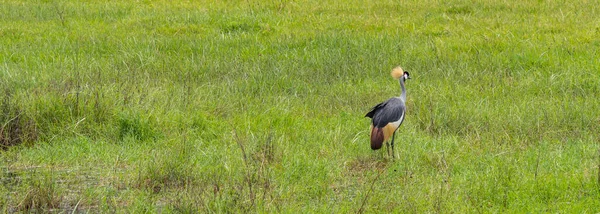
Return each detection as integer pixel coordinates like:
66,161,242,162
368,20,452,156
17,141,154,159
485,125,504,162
365,66,410,159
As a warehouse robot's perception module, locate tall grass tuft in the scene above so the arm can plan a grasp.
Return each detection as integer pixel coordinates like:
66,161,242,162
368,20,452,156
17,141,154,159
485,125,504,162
117,112,159,142
16,172,63,212
0,90,37,149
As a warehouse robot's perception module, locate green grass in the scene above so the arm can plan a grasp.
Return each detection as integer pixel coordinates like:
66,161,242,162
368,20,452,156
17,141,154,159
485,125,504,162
1,0,599,212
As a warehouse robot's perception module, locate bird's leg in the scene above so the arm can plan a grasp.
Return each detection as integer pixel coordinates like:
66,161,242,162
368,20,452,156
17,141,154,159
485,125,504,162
385,141,390,158
391,131,396,159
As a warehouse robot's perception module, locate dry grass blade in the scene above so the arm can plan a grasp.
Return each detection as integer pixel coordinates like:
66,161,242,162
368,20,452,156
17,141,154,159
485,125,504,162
356,168,384,214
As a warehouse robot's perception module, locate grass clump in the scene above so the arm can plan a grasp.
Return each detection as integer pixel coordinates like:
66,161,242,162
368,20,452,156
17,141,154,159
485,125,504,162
134,137,197,194
117,112,159,142
0,92,37,149
15,173,64,212
135,156,195,194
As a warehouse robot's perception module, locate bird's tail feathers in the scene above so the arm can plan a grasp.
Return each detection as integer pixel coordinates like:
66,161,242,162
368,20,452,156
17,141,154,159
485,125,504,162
370,127,384,150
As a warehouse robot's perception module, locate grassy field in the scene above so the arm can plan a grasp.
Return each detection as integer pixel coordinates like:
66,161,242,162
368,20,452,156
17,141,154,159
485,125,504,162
1,0,599,212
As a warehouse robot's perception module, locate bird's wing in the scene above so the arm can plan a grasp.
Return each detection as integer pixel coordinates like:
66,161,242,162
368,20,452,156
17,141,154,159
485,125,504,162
370,98,405,128
365,102,387,118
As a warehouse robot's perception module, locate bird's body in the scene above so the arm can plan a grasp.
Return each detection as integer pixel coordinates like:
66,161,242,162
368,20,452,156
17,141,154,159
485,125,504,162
365,66,410,158
366,97,405,150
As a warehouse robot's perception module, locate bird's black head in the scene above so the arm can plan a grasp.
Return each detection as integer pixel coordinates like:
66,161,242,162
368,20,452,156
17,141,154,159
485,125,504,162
403,71,411,81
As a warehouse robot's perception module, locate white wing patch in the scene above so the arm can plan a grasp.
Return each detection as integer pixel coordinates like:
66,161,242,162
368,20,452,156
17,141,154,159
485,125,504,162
389,111,405,129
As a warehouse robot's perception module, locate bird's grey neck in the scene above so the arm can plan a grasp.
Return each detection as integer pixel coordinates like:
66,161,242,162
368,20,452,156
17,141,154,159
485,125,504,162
399,79,406,102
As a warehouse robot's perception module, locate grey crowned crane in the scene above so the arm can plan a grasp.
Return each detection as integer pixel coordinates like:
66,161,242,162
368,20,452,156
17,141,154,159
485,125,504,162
365,66,410,158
